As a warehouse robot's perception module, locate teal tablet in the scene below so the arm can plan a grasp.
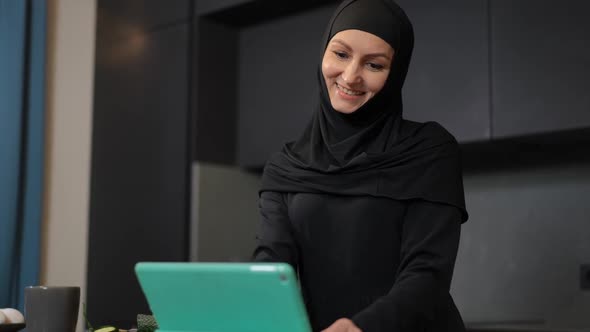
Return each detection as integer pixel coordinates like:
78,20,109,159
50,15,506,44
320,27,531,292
135,262,312,332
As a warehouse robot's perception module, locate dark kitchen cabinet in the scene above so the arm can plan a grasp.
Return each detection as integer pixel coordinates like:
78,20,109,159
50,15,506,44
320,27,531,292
193,1,344,168
491,0,590,138
89,18,190,327
197,0,590,167
236,4,337,168
397,0,491,143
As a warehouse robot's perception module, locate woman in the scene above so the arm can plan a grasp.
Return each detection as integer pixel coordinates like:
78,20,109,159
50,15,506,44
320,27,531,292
253,0,469,331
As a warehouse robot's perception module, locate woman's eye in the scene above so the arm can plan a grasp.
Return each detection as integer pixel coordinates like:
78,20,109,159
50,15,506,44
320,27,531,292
367,62,385,71
333,51,348,59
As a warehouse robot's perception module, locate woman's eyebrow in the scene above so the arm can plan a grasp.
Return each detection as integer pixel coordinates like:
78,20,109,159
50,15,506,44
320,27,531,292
330,39,392,61
331,39,352,50
365,53,392,61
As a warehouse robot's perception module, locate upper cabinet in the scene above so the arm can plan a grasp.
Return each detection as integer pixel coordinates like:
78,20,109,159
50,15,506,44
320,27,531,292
236,5,337,168
397,0,491,143
491,0,590,138
194,2,339,168
193,0,590,168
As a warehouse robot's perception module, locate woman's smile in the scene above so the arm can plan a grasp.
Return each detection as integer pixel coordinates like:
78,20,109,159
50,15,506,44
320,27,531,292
335,82,366,100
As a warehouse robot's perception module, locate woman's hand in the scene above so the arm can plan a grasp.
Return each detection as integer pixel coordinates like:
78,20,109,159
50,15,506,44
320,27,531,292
321,318,363,332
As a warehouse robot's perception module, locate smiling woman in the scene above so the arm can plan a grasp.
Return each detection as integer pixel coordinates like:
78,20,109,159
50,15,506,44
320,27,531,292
322,30,394,114
253,0,469,331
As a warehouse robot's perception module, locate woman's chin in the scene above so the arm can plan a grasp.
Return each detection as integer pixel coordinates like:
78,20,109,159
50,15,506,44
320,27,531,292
331,101,363,114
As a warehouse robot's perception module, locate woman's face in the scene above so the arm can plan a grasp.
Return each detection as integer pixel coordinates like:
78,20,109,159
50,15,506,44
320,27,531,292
322,29,394,114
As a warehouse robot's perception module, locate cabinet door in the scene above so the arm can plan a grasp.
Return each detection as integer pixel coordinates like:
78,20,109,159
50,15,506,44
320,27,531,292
237,5,337,168
89,22,189,327
492,0,590,138
397,0,490,143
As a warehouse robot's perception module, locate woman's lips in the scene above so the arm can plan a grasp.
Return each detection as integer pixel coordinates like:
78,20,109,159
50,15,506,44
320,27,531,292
335,83,365,100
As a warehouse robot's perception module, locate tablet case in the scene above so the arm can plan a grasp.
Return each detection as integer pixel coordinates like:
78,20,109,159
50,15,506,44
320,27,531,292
135,262,312,332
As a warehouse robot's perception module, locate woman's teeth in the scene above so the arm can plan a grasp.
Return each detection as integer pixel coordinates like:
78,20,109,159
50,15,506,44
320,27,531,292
337,83,364,96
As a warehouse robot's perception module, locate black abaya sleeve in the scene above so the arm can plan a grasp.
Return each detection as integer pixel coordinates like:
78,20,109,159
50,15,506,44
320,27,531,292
351,200,463,332
252,191,299,269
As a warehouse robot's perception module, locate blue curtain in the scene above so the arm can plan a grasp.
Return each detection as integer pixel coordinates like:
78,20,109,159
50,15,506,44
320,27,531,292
0,0,47,310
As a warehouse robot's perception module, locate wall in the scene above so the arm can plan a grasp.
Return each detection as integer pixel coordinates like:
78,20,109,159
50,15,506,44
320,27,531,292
41,1,96,332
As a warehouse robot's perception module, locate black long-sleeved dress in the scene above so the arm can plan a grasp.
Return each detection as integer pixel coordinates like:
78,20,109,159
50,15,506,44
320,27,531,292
253,191,465,332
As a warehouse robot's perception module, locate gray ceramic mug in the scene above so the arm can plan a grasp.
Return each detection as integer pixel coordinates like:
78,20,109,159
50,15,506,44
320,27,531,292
24,286,80,332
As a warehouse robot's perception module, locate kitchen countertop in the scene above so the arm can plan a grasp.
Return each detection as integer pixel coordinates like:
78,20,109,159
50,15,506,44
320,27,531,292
467,323,590,332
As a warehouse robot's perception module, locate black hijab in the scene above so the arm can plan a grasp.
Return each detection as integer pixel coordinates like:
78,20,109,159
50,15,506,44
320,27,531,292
260,0,468,222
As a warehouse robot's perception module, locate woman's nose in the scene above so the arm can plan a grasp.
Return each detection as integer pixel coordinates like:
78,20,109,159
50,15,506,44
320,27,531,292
341,61,362,84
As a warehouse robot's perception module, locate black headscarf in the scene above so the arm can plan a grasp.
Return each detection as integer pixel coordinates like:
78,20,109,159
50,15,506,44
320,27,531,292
260,0,468,222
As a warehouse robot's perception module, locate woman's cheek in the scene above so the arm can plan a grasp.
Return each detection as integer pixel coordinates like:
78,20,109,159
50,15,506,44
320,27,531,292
322,59,341,80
